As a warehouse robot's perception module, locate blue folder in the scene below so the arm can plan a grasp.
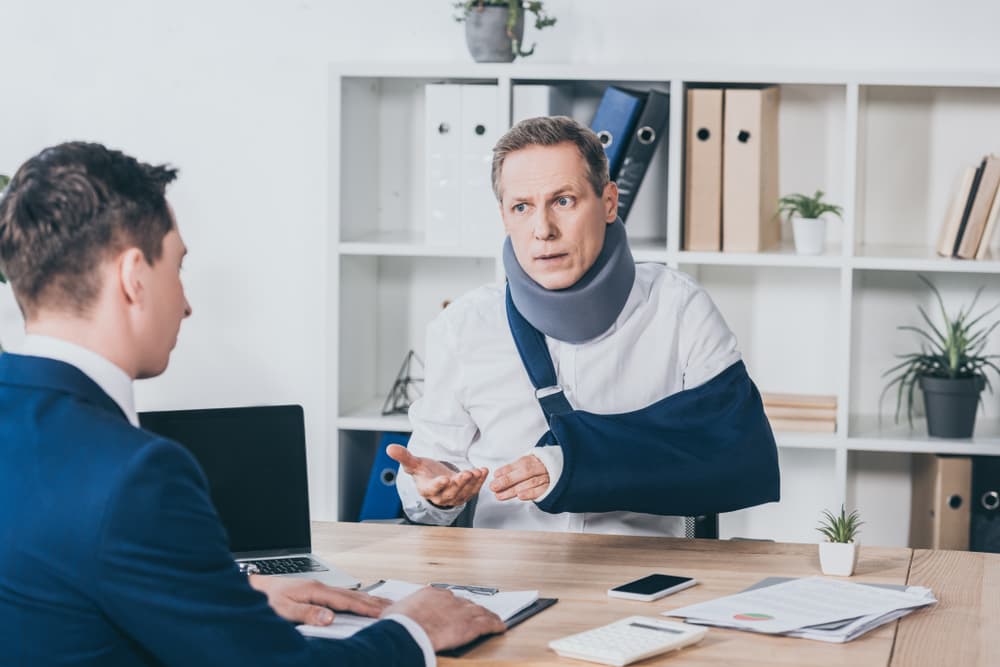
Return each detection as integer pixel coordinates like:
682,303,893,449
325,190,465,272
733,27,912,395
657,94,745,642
590,87,646,180
358,431,410,522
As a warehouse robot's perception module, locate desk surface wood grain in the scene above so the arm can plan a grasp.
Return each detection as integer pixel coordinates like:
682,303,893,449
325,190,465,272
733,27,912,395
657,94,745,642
313,522,915,666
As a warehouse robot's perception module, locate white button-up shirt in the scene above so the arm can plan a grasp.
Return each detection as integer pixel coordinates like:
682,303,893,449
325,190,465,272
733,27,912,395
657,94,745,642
398,264,742,537
20,334,139,426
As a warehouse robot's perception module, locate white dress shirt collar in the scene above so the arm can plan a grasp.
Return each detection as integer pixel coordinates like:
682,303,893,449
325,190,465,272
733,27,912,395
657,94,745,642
20,334,139,426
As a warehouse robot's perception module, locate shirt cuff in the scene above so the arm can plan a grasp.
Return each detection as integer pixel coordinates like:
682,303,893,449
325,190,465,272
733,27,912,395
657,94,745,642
384,613,436,667
531,445,564,503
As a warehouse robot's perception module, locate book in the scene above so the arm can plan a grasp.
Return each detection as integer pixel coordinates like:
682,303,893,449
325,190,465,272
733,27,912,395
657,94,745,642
761,393,837,410
768,417,836,433
951,157,987,257
764,406,838,420
684,87,724,251
956,154,1000,259
936,166,977,257
975,177,1000,260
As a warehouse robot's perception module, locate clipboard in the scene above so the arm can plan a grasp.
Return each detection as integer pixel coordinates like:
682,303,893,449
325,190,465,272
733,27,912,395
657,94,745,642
439,597,559,658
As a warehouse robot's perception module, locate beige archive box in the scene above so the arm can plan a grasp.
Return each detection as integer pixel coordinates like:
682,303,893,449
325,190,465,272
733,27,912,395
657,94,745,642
910,454,972,550
683,87,724,251
722,85,780,253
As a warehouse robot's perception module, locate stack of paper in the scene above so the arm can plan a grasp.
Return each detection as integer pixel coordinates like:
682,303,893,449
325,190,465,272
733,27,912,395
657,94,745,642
665,576,936,644
297,579,539,640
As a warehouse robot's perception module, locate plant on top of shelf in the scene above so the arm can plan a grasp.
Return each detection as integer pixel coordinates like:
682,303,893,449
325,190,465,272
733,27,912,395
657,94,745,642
881,274,1000,438
452,1,557,62
816,505,863,576
776,189,843,256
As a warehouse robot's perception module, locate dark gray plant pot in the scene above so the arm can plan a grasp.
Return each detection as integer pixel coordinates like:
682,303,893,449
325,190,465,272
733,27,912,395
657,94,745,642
464,5,524,63
920,375,985,438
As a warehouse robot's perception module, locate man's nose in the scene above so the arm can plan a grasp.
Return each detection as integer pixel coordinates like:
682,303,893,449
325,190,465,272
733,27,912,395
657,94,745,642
532,208,557,240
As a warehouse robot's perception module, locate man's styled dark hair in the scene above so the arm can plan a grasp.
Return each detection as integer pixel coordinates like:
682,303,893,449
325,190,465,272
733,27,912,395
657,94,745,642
0,142,177,317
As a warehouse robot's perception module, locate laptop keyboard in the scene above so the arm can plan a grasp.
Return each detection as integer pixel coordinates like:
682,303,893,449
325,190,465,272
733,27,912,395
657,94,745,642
243,557,329,575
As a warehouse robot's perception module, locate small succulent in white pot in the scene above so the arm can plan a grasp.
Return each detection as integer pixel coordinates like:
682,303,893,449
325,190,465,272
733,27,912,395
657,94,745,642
777,190,843,255
817,505,863,576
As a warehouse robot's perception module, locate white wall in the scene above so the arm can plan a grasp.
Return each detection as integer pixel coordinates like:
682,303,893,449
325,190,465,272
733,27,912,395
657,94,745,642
0,0,997,519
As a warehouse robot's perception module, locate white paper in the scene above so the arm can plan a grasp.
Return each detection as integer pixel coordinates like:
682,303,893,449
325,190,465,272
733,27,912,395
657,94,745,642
296,579,539,640
665,577,935,635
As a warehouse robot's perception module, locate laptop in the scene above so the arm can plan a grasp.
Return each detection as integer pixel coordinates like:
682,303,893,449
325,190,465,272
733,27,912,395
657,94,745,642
138,404,360,589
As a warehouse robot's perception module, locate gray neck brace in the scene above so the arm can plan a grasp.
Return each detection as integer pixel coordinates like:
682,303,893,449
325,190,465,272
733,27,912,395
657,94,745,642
503,218,636,344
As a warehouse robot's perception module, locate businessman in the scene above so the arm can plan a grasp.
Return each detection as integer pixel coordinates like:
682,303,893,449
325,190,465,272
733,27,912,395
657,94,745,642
0,141,503,666
392,116,779,535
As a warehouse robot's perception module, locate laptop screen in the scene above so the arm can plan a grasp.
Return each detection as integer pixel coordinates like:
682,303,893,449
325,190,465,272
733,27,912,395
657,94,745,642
139,405,311,556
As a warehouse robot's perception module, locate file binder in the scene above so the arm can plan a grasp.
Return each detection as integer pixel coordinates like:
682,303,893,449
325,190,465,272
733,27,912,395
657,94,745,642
909,454,971,550
425,84,463,246
358,432,411,522
722,85,781,253
684,87,724,251
460,84,503,249
590,86,646,180
971,455,1000,553
616,89,670,223
512,84,572,124
951,157,986,257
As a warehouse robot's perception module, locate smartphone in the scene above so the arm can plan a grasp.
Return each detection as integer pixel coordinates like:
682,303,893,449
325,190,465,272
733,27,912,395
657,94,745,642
607,574,698,602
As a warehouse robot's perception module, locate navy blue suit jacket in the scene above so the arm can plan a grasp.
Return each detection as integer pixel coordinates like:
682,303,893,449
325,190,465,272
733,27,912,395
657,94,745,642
0,353,424,666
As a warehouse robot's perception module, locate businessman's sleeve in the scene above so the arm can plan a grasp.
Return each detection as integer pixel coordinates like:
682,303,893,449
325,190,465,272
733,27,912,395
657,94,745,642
95,437,425,667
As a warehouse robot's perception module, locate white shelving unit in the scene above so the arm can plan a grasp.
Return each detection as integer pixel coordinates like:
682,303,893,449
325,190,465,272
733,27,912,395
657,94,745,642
329,62,1000,546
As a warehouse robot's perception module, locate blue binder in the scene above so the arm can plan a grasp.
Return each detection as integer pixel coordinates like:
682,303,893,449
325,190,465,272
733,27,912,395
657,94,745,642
616,89,670,222
590,87,646,180
358,431,410,522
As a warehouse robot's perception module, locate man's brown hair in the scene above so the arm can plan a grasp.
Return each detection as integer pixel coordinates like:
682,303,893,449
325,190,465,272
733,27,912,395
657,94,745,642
0,142,177,317
491,115,609,202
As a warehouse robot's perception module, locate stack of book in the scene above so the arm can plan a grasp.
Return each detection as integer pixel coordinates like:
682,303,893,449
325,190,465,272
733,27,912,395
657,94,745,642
762,393,837,433
936,154,1000,260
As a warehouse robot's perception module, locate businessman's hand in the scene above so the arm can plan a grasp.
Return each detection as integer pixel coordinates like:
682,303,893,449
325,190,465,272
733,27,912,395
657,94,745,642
490,454,550,502
387,445,488,508
249,576,390,626
384,587,506,651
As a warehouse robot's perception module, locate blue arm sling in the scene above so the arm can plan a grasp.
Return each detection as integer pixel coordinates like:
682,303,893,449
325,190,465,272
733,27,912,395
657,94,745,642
506,285,780,516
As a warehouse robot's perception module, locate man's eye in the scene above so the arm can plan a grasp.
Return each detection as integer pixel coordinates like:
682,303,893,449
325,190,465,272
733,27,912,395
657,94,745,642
513,203,527,213
556,196,573,207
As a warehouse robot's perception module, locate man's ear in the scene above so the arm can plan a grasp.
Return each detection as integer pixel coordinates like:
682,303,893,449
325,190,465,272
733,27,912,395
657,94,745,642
603,181,619,223
118,248,147,306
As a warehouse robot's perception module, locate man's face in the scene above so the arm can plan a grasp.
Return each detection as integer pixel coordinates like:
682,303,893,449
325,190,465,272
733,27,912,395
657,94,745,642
499,142,618,290
134,226,191,379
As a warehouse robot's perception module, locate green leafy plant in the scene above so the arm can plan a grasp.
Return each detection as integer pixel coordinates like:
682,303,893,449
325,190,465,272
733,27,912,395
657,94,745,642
817,505,863,544
881,275,1000,425
777,190,843,221
451,1,557,57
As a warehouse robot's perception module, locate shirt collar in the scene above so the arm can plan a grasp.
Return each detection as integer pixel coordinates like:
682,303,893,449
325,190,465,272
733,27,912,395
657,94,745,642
20,334,139,426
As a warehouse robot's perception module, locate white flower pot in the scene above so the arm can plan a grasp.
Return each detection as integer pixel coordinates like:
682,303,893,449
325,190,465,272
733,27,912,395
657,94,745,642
792,216,827,255
818,541,859,576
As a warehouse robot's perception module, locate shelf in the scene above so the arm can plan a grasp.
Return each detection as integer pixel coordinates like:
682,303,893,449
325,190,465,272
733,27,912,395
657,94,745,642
773,432,842,450
630,239,669,263
338,397,413,432
674,242,844,269
339,231,497,259
847,415,1000,455
852,244,1000,273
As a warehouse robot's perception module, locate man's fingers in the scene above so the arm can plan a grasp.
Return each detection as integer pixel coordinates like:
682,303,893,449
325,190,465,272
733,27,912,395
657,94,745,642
474,608,507,635
307,588,390,618
285,600,335,626
386,445,419,473
495,473,548,501
490,456,545,494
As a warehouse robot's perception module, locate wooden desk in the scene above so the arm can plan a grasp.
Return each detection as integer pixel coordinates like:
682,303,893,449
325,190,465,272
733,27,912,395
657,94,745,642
891,549,1000,666
314,522,917,666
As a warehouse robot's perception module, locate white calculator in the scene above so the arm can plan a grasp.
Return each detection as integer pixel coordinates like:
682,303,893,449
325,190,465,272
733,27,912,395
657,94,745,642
548,616,707,666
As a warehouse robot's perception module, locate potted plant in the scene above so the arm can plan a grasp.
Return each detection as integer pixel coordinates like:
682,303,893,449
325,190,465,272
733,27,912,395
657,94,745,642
881,275,1000,438
452,1,557,63
817,505,862,576
777,190,843,255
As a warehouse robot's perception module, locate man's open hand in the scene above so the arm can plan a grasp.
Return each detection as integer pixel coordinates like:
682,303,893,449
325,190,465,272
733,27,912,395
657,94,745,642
489,454,550,502
249,576,390,626
387,445,488,508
